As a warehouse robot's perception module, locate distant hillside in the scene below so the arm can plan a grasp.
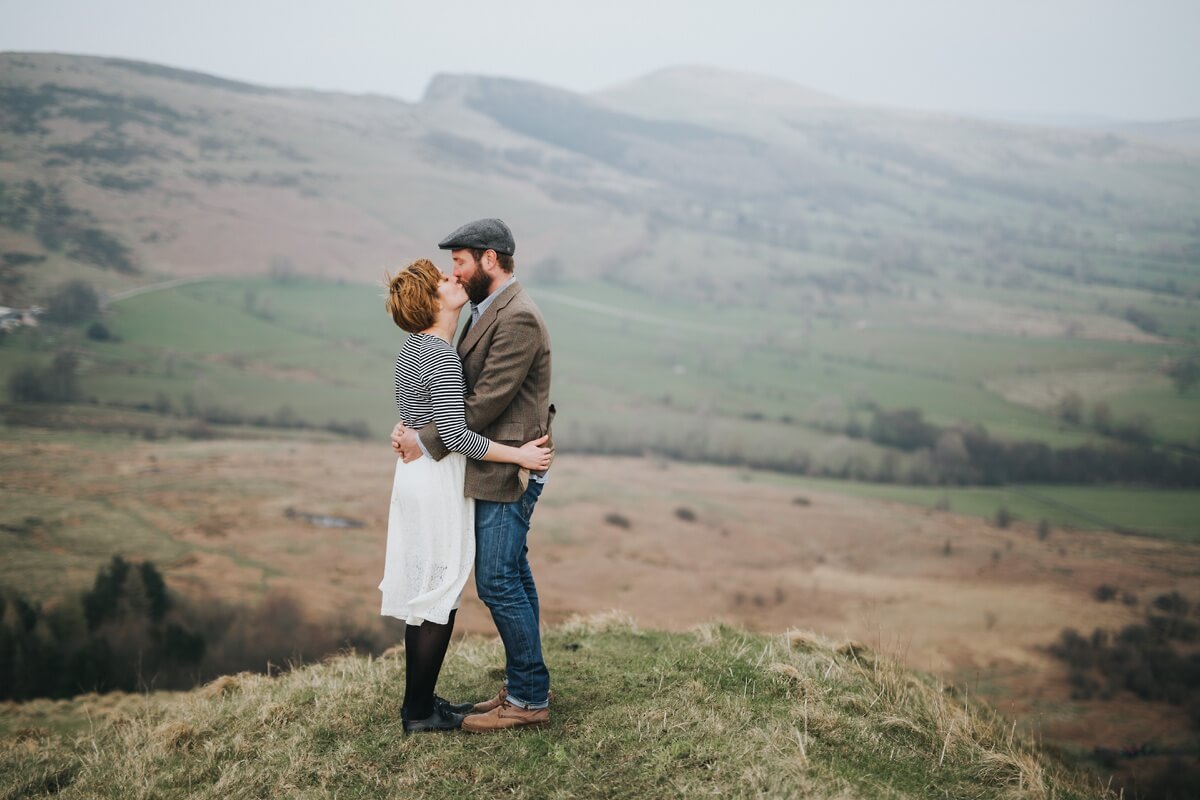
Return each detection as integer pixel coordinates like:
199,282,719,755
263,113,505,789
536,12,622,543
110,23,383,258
1,52,1198,310
0,616,1112,799
3,53,1199,460
595,64,848,140
1106,118,1200,150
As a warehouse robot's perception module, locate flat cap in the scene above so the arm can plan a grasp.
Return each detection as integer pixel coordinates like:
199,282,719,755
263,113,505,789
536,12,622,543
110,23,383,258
437,218,515,256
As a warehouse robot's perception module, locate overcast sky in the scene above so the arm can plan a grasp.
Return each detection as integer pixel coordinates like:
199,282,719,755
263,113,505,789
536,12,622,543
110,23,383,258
2,0,1198,121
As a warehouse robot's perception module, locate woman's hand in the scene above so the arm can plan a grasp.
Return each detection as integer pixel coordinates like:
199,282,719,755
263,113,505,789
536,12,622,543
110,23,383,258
517,435,553,471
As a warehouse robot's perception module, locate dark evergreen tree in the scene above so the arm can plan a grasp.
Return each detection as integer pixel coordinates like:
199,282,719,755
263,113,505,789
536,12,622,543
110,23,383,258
83,554,130,630
140,561,169,622
43,279,99,324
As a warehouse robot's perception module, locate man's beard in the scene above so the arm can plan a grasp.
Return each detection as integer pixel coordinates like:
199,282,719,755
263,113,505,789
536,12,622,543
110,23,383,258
463,268,492,305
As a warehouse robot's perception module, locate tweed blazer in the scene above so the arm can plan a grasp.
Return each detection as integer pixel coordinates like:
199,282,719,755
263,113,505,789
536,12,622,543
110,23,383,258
417,280,554,503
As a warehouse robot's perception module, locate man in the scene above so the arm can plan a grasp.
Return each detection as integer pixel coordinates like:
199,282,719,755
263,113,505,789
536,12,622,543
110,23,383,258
391,217,555,733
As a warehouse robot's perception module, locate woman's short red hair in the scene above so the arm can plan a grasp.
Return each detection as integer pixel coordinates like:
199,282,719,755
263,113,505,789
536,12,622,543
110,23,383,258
385,258,440,333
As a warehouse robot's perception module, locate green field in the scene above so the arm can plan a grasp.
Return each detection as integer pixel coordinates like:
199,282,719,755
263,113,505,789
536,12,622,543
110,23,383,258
745,472,1200,542
3,272,1198,547
2,272,1197,483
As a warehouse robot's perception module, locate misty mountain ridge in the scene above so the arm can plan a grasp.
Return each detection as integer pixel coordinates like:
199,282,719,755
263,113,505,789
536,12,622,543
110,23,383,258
1,51,1197,314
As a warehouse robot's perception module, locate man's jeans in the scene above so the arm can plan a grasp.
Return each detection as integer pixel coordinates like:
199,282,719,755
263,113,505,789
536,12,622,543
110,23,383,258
475,480,549,709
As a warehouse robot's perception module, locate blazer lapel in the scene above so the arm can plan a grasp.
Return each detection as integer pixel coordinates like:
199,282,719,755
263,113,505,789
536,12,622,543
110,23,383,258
457,282,522,357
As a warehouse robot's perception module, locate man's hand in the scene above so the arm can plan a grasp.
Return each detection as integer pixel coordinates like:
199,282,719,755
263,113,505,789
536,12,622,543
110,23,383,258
390,421,425,464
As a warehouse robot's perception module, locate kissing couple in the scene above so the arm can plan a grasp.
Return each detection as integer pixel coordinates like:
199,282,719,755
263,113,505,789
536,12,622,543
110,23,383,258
380,218,556,734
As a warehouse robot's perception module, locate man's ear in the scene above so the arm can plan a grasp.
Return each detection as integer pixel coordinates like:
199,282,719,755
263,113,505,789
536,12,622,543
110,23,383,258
482,249,501,277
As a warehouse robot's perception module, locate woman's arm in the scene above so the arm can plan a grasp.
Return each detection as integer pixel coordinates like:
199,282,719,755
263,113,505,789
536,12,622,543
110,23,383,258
427,348,550,470
415,306,543,461
481,436,552,470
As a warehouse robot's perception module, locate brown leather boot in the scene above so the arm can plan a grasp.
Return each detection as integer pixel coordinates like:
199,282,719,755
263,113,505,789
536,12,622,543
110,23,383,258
461,700,549,732
470,686,507,714
470,686,553,714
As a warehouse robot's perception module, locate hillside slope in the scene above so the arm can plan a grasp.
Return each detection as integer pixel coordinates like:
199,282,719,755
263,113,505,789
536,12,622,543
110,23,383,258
1,616,1109,799
2,53,1198,311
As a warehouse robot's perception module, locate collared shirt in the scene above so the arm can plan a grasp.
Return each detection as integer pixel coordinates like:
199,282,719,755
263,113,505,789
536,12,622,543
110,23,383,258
413,275,548,484
470,274,517,327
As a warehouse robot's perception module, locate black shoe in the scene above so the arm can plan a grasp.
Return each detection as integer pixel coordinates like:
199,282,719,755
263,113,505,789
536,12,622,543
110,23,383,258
434,695,475,715
402,704,464,734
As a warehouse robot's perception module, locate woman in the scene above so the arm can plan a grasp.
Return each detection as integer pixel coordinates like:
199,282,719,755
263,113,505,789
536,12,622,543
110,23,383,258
379,258,551,734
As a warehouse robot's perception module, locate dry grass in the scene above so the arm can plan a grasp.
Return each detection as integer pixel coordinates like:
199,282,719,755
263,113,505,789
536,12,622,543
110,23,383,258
196,675,244,699
0,617,1113,800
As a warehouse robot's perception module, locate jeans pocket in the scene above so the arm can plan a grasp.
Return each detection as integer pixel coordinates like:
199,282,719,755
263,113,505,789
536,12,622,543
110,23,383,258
514,483,543,526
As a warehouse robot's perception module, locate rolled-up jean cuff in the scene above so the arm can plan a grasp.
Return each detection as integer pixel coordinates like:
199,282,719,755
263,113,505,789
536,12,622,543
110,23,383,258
505,692,549,710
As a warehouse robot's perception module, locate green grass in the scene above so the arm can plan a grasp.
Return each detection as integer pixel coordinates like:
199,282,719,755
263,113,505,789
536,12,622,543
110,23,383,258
2,270,1195,481
7,276,1199,546
1097,380,1200,444
0,617,1112,799
746,473,1200,542
1,278,909,474
537,284,1107,447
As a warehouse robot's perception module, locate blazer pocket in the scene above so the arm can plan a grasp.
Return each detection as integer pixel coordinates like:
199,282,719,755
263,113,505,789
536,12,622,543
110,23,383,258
492,422,526,445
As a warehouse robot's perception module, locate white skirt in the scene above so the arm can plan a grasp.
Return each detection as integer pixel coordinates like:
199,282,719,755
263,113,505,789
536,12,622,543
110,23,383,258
378,451,474,626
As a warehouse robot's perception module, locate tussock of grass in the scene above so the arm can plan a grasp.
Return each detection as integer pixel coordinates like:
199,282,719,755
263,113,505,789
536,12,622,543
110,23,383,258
196,675,244,700
0,618,1111,799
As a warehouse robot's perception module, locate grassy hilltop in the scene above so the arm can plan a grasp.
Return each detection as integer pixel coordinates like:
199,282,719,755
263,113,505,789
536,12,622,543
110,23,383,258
1,616,1111,800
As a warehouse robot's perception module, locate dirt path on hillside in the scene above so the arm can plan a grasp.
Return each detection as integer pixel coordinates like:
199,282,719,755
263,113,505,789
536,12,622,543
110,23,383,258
106,276,212,303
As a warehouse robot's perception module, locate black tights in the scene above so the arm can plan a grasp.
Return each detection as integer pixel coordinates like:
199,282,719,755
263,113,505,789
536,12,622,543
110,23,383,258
402,610,456,720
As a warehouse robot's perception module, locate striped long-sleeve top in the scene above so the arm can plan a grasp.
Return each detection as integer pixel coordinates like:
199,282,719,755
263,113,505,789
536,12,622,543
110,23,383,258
393,332,490,460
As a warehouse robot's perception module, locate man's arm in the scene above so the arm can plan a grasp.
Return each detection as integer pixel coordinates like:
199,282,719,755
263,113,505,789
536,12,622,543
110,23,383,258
416,418,450,460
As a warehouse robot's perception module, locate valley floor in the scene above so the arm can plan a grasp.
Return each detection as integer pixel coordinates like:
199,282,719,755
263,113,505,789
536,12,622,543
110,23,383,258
1,429,1197,775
